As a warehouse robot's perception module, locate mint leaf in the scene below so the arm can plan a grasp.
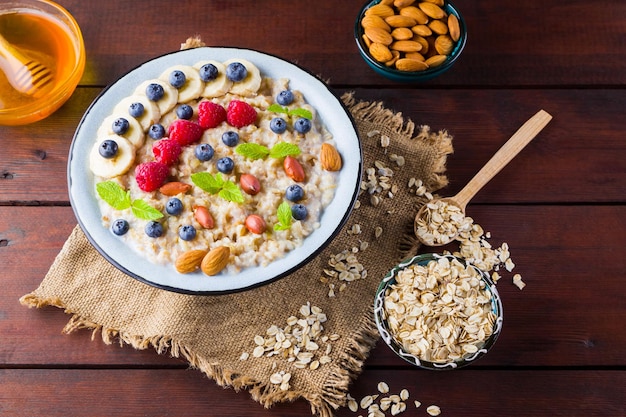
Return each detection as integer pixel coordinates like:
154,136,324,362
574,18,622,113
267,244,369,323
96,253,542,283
289,108,312,120
96,181,131,210
191,172,224,194
268,103,289,114
270,142,301,159
219,180,245,203
131,199,163,220
273,201,292,231
236,143,270,160
268,104,312,120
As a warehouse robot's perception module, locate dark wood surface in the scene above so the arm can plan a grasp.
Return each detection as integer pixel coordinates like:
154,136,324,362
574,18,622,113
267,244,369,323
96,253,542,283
1,0,625,416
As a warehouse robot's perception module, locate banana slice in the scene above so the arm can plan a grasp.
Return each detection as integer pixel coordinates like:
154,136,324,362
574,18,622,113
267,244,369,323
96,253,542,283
159,65,204,103
89,135,136,178
193,60,232,98
134,79,178,114
97,114,145,149
223,58,262,97
113,95,161,131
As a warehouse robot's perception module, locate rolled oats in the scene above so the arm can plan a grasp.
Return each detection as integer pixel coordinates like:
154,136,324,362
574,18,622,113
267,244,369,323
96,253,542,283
383,256,496,363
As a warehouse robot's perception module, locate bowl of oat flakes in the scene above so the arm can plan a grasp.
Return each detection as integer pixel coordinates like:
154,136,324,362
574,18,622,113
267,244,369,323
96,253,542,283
374,253,503,370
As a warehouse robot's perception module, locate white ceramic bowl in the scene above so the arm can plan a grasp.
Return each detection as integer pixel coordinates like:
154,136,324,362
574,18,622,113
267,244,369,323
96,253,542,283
68,47,362,294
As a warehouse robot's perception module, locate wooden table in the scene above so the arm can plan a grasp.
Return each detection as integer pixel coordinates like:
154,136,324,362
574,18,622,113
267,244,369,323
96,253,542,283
1,1,625,415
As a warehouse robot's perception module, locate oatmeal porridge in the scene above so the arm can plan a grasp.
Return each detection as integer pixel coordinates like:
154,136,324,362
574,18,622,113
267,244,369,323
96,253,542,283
89,58,342,275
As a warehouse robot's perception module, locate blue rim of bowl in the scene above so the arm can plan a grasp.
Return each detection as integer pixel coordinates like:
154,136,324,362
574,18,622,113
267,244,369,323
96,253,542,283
354,0,467,81
374,253,504,370
67,46,363,295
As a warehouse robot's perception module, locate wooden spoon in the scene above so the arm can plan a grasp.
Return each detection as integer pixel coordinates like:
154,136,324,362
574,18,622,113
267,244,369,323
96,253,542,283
0,33,53,98
414,109,553,246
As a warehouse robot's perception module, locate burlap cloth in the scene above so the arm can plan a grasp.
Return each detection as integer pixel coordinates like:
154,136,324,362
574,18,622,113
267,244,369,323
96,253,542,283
20,90,453,416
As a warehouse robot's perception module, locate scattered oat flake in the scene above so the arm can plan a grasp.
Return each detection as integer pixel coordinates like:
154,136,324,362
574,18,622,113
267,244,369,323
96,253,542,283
513,273,526,290
239,352,249,361
427,405,442,416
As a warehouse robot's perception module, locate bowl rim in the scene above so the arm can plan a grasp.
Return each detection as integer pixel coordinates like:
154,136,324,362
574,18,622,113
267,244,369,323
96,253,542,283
354,0,467,79
0,0,86,122
374,253,504,370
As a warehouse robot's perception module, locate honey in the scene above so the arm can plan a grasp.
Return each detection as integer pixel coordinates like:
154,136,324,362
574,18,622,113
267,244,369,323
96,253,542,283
0,8,77,110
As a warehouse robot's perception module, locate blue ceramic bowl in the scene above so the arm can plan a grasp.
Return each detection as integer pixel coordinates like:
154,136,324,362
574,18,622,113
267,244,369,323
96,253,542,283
355,0,467,82
374,253,503,370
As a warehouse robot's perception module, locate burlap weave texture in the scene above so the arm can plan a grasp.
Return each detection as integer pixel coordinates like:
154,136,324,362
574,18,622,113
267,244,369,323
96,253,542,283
21,93,453,417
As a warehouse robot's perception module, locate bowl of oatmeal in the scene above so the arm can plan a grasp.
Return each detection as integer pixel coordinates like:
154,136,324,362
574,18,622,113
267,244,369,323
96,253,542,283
68,47,362,294
374,253,503,370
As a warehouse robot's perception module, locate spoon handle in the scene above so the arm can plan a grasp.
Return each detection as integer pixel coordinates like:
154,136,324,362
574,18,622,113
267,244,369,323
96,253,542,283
454,109,553,210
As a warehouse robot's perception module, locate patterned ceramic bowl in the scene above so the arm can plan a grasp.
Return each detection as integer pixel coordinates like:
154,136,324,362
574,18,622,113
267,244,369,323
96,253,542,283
374,253,503,370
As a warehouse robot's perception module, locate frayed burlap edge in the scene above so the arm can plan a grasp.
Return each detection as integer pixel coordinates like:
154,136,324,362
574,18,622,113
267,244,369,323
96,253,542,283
20,290,378,417
20,44,453,416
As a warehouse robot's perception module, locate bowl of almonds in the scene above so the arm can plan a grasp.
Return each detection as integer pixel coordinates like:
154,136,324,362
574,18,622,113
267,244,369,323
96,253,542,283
355,0,467,81
374,253,503,370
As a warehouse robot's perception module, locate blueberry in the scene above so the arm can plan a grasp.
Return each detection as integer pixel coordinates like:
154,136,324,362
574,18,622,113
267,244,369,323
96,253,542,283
128,102,144,118
176,104,193,120
166,198,183,215
276,90,294,105
270,117,287,134
99,139,118,158
291,204,308,220
148,123,166,139
178,225,197,241
112,117,130,135
199,63,218,81
226,62,247,82
111,219,129,236
145,83,165,101
145,221,163,238
221,131,239,147
217,157,234,174
285,184,304,202
195,143,214,161
169,70,186,88
294,118,311,134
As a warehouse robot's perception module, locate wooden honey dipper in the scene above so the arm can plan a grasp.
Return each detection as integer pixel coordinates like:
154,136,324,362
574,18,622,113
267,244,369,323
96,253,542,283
0,33,53,98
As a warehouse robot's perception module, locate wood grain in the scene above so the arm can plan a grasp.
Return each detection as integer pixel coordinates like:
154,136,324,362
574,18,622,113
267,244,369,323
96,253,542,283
1,0,624,416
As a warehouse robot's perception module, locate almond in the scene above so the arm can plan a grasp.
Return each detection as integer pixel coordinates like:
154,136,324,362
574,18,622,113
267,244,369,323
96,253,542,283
201,246,230,276
240,173,261,195
448,13,461,42
411,24,432,37
385,15,416,28
245,214,266,234
435,34,454,55
428,19,448,35
159,181,191,196
391,40,423,53
364,27,393,45
193,205,214,229
425,54,448,68
364,4,395,18
394,0,416,7
399,6,429,24
283,156,306,182
361,14,391,32
175,249,208,274
395,58,429,71
385,50,401,67
320,143,342,171
418,2,446,19
391,27,414,40
369,42,393,62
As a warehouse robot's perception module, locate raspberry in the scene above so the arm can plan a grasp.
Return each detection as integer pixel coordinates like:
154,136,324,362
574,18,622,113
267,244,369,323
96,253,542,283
135,161,169,192
152,139,182,166
168,119,204,146
226,100,257,128
197,101,227,129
